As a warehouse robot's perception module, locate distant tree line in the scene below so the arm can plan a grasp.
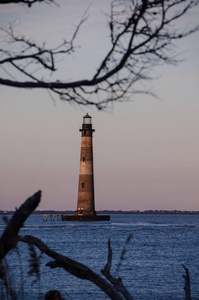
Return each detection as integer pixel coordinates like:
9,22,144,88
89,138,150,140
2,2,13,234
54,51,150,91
1,210,199,216
98,210,199,215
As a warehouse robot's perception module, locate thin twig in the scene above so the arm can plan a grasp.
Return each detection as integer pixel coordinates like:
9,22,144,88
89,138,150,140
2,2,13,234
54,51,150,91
101,239,134,300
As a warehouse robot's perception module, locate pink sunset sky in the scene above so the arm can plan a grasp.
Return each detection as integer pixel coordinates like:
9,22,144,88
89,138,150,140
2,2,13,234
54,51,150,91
0,1,199,211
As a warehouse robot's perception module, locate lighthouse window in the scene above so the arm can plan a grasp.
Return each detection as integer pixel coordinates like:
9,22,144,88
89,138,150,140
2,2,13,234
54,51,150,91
81,181,85,189
83,155,85,162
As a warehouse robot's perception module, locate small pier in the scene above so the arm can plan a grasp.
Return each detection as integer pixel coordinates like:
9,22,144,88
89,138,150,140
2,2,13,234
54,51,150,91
43,214,110,222
43,214,63,221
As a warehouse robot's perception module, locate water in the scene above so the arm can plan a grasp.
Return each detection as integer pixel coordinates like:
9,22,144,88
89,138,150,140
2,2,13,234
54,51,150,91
0,214,199,299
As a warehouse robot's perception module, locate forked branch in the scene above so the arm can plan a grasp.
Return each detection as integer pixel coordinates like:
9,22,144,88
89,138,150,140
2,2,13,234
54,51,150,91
101,238,133,300
18,235,124,300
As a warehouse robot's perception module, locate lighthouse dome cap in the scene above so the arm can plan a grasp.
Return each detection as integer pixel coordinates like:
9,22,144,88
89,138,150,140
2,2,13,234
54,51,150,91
83,113,92,124
83,113,92,119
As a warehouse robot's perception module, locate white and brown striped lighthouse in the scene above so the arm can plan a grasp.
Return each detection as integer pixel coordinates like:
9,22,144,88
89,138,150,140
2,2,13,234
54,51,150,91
75,113,96,216
62,114,110,221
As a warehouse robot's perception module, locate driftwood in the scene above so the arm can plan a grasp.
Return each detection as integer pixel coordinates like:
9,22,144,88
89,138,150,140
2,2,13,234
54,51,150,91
0,191,41,263
18,235,124,300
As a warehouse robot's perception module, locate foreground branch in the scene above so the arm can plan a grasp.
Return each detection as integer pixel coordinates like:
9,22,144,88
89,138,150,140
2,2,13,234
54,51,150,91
18,235,124,300
0,191,41,262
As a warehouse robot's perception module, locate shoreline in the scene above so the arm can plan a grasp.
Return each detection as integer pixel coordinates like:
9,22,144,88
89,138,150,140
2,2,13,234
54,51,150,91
1,210,199,216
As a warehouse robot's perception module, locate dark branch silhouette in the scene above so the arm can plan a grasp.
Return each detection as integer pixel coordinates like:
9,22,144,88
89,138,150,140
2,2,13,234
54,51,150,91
0,0,198,108
0,191,41,263
101,238,133,300
18,235,124,300
183,265,191,300
0,0,54,6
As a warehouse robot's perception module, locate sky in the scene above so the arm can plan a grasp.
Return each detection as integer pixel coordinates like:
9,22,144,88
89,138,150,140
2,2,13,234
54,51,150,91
0,1,199,211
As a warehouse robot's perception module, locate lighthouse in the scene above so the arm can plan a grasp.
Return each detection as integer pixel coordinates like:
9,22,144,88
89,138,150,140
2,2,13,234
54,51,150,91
76,113,96,216
62,114,110,221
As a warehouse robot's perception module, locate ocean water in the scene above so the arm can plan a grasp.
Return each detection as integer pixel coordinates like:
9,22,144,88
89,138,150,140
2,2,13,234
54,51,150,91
0,214,199,300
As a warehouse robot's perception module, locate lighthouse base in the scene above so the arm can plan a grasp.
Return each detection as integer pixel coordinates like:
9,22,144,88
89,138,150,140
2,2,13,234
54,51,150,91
62,214,110,222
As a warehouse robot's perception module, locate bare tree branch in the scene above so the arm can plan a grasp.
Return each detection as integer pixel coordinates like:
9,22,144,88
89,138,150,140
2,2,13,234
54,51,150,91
0,0,199,108
0,191,41,263
18,235,124,300
0,0,54,7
